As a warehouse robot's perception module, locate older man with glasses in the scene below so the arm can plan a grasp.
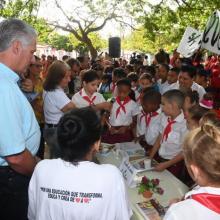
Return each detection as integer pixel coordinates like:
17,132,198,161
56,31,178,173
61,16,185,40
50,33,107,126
0,18,40,220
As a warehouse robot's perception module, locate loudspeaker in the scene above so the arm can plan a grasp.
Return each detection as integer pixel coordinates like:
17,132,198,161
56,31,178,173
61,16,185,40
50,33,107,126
109,37,121,58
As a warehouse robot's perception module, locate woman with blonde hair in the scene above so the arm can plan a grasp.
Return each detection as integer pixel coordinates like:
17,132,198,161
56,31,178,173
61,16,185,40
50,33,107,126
164,120,220,220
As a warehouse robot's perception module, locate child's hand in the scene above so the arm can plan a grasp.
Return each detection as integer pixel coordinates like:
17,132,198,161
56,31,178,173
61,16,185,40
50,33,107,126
154,162,168,172
100,102,112,111
134,136,142,143
110,127,118,135
149,149,155,159
117,126,128,134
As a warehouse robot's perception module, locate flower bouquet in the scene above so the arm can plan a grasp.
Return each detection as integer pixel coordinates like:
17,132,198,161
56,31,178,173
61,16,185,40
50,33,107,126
138,176,164,198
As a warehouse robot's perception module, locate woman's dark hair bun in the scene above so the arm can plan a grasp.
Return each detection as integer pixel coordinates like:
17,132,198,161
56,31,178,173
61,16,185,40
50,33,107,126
57,107,101,164
58,115,84,144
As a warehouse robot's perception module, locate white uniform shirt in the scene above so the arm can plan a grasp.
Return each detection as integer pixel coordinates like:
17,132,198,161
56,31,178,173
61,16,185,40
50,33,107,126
163,82,179,93
109,97,140,126
134,90,141,105
159,112,187,160
158,79,170,95
43,88,71,124
72,88,105,108
28,159,132,220
131,87,141,101
177,82,206,100
136,107,146,136
191,82,206,100
145,109,163,145
164,186,220,220
110,82,118,97
136,107,162,139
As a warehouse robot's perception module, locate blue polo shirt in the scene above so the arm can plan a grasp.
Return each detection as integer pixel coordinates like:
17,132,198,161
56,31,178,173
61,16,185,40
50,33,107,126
0,63,40,166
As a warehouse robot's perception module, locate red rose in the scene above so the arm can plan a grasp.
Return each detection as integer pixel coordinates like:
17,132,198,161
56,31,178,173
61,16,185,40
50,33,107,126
157,187,164,195
152,178,160,186
142,176,149,184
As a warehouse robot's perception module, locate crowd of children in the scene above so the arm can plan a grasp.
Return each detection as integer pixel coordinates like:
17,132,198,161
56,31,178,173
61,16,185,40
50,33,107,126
26,50,220,179
23,49,220,219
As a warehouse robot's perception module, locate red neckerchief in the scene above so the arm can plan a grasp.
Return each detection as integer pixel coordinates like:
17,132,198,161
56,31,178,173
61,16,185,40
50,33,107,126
79,90,96,106
140,111,159,126
187,193,220,214
162,117,176,142
115,96,131,118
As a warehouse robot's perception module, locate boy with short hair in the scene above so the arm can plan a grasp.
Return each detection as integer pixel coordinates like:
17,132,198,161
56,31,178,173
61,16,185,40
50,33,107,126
157,63,170,95
110,67,127,96
136,90,162,151
165,67,180,92
150,89,187,179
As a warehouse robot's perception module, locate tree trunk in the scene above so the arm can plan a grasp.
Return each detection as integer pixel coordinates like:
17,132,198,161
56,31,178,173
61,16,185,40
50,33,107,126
83,35,98,60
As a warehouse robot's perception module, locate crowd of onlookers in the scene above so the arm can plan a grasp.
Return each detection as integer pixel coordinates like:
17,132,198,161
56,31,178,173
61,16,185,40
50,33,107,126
22,48,220,160
1,18,220,220
26,49,220,220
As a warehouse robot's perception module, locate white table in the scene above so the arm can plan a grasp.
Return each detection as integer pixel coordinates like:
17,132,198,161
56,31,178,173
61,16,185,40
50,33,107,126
97,150,189,220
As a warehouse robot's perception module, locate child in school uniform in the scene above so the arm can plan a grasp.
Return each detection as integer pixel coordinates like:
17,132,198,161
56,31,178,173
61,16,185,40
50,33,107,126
110,67,127,97
72,69,110,111
184,105,209,185
136,90,162,152
150,89,188,179
157,63,170,95
127,72,140,100
186,105,209,130
102,79,140,144
164,121,220,220
136,73,154,103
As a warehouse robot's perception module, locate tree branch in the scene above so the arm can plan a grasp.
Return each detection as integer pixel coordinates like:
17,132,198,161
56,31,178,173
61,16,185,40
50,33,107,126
174,0,191,8
54,0,81,26
115,17,138,30
49,22,83,42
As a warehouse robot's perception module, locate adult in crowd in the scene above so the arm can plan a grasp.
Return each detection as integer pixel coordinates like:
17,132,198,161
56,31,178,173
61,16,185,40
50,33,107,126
18,62,38,103
0,18,40,220
28,108,132,220
43,60,75,158
66,58,81,97
77,55,90,70
179,65,206,100
41,55,53,79
27,55,45,159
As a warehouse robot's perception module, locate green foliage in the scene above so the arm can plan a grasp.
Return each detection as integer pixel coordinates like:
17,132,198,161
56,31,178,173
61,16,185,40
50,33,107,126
68,32,107,54
44,31,106,53
122,27,149,52
45,32,73,52
0,0,39,20
31,18,53,44
129,0,220,53
0,0,53,45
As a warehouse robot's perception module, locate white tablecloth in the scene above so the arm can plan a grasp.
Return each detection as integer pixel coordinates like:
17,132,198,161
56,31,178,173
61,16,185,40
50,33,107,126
96,148,189,220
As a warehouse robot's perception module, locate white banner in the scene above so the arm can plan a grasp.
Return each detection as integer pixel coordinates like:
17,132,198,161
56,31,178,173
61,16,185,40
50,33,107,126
202,10,220,55
177,27,202,58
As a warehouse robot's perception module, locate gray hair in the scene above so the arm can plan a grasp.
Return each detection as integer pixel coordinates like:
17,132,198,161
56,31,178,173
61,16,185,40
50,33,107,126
0,18,37,52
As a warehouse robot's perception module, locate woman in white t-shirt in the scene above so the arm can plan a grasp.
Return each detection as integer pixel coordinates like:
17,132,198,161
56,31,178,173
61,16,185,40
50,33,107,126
43,61,75,158
164,121,220,220
28,108,132,220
